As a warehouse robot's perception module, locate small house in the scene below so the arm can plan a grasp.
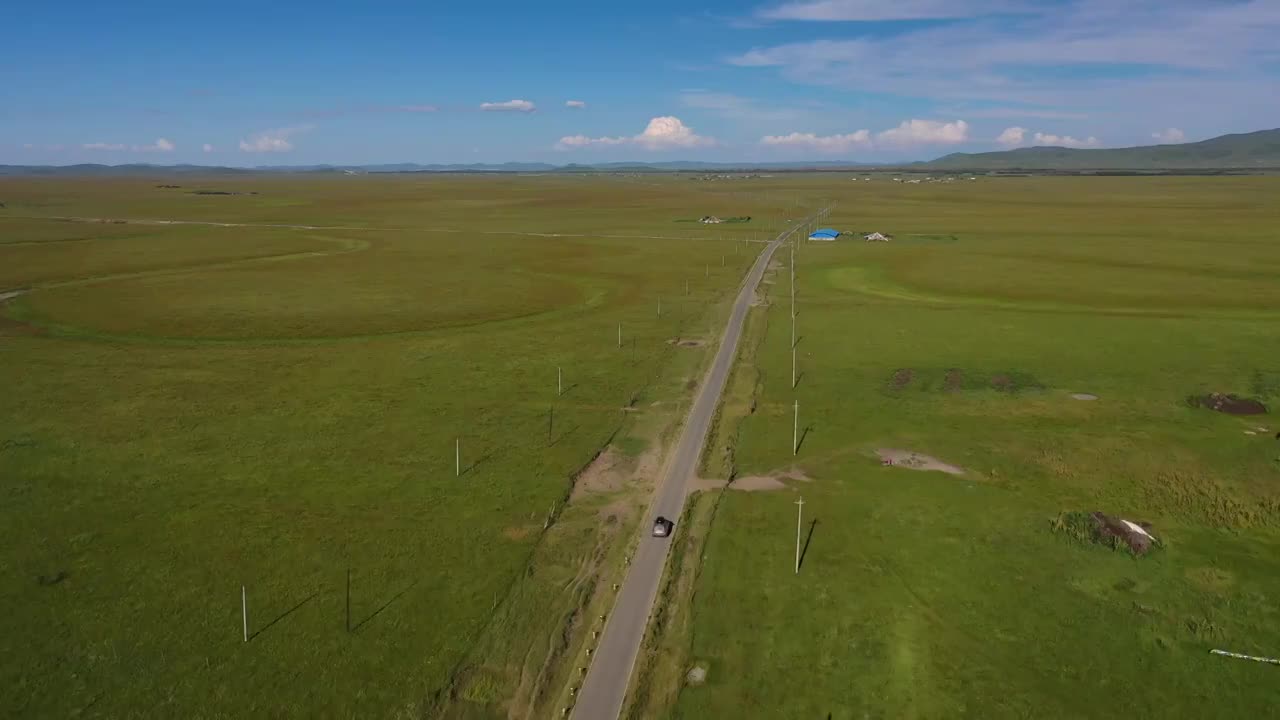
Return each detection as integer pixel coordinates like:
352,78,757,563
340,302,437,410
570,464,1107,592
809,228,840,242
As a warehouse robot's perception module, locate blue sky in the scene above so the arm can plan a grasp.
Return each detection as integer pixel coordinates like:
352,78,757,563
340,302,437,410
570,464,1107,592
3,0,1278,165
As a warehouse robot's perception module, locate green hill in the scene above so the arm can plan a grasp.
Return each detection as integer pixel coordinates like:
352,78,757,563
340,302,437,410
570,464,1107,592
924,128,1280,170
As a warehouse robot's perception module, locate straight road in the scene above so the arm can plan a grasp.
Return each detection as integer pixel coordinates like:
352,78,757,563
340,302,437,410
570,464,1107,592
572,215,816,720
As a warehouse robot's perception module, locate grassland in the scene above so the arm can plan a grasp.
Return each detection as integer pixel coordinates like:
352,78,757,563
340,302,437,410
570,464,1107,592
657,176,1280,718
0,174,808,717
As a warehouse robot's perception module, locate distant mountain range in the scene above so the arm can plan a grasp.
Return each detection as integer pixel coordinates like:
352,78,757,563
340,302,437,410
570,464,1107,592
0,160,872,176
922,128,1280,170
2,129,1277,176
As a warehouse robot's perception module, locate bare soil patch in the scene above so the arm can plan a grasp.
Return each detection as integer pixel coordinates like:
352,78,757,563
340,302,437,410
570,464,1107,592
667,337,707,348
687,476,728,493
1188,393,1268,415
876,449,965,476
889,368,914,390
731,476,788,491
727,468,811,492
570,448,626,499
1071,393,1099,401
944,368,964,393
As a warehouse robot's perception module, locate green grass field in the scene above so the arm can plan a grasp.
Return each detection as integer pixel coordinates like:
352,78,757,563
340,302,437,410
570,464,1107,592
8,174,1280,718
664,176,1280,718
0,174,806,717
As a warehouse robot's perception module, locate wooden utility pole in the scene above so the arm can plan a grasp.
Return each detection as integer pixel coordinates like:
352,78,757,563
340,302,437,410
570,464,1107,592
794,497,805,574
793,401,799,456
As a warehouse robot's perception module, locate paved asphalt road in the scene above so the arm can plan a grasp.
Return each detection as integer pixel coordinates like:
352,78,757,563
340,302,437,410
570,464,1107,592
571,218,812,720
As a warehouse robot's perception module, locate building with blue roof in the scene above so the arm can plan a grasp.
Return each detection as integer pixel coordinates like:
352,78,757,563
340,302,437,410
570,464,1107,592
808,228,840,241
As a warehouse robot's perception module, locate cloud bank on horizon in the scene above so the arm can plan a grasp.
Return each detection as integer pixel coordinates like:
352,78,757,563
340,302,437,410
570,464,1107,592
4,0,1277,164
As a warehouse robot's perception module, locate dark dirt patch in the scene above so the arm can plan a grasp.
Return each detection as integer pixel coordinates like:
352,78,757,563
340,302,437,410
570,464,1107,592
1052,511,1159,556
1187,393,1268,416
943,369,963,393
889,368,914,391
885,367,1043,395
0,314,43,338
990,372,1044,393
37,571,69,587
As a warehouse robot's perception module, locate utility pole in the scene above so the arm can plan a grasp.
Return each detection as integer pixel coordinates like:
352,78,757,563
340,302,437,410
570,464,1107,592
455,438,461,477
241,585,249,642
617,323,622,348
792,346,797,389
793,400,799,456
557,366,562,396
794,497,805,574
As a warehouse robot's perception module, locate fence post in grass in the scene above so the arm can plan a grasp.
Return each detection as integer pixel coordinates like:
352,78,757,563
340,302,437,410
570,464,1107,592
794,496,805,574
241,585,249,642
617,323,622,349
455,438,460,477
558,366,562,396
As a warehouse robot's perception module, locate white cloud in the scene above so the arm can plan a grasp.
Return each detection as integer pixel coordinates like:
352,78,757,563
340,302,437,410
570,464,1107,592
239,125,312,153
1151,127,1186,143
556,116,714,151
876,119,969,146
480,99,536,112
565,100,587,108
635,116,714,149
995,126,1027,146
84,142,126,151
996,126,1103,148
134,138,175,152
555,134,629,148
1032,132,1100,148
759,0,1014,21
203,143,215,153
727,1,1280,138
760,130,872,152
